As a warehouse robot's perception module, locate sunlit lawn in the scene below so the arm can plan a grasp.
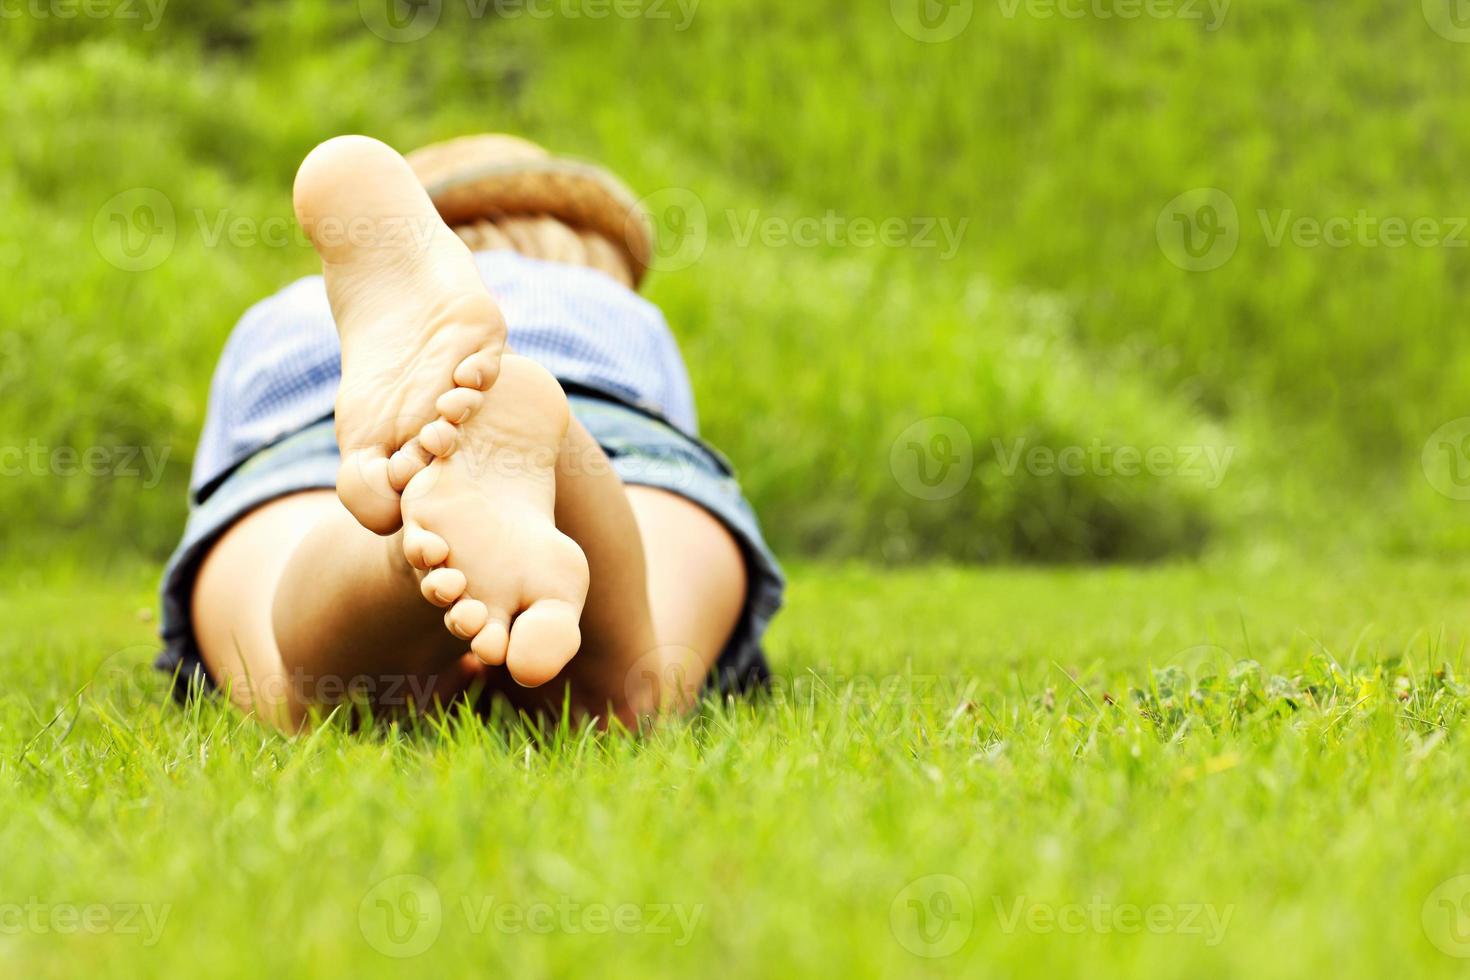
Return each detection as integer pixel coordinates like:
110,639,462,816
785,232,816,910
6,555,1470,978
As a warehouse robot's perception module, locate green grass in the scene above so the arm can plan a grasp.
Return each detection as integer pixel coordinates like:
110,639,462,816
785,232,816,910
7,557,1470,978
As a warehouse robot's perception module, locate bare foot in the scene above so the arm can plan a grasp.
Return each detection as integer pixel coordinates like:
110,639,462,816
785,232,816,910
293,135,505,534
401,355,591,688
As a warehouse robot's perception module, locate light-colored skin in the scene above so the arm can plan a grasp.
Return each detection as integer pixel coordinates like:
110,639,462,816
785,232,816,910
190,136,747,730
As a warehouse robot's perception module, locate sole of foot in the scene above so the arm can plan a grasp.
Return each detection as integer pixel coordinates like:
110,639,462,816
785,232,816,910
402,354,592,689
293,134,506,535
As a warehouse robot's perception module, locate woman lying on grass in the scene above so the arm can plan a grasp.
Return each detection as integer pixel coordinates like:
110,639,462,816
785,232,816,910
155,134,784,730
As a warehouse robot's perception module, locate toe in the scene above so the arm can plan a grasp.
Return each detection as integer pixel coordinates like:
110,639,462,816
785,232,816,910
337,450,402,535
445,598,489,640
504,599,583,688
470,615,511,667
420,567,467,607
435,387,483,425
452,349,502,391
402,520,450,570
388,438,434,492
419,418,460,457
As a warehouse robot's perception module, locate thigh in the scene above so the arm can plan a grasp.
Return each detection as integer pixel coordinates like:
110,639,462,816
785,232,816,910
192,490,475,728
625,484,748,706
522,420,746,720
192,490,340,727
521,418,659,720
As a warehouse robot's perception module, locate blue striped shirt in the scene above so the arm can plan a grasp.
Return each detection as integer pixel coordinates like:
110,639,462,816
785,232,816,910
191,250,698,500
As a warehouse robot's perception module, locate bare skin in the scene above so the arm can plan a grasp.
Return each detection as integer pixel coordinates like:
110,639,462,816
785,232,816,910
192,136,747,730
400,354,591,687
292,136,507,536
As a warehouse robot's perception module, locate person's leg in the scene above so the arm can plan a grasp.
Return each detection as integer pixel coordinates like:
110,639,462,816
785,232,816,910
503,427,748,724
625,485,748,707
192,490,481,730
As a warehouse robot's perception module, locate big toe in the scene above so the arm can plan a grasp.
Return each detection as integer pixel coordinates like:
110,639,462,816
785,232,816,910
504,600,583,688
337,450,403,535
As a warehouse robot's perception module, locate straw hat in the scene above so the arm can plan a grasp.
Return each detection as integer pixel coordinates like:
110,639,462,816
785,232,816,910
406,134,654,288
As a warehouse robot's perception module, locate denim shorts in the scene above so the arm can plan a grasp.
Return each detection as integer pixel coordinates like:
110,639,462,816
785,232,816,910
156,389,785,701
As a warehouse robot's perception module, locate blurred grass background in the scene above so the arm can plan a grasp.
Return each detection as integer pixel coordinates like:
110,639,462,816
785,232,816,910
3,0,1469,564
